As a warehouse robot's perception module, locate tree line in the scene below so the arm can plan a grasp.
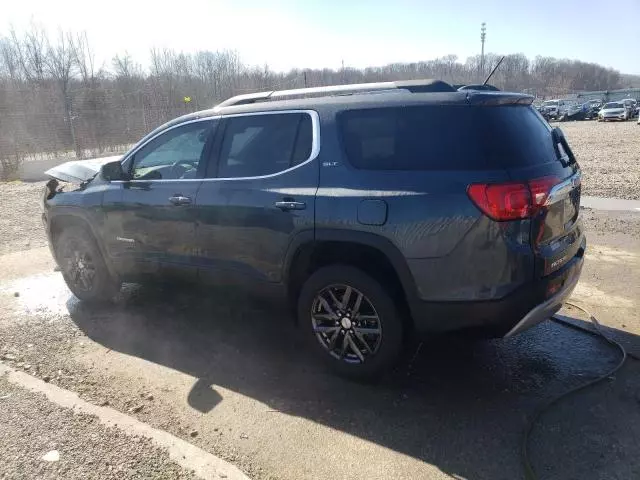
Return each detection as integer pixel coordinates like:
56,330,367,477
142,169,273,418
0,25,626,178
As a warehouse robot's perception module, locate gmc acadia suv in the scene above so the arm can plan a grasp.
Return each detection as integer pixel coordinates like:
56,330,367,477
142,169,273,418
42,80,585,379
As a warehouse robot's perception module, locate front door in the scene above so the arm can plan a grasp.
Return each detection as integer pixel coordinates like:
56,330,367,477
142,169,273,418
194,111,318,285
103,119,217,280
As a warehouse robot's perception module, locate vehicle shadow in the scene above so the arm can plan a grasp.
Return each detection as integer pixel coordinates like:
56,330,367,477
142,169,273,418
67,283,640,480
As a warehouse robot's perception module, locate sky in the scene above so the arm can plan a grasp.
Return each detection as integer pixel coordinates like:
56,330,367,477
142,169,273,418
3,0,640,74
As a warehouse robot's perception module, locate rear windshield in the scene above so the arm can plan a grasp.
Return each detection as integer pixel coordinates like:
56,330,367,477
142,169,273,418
338,105,558,170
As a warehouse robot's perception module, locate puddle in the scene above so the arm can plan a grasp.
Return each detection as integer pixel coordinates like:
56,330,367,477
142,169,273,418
2,273,79,318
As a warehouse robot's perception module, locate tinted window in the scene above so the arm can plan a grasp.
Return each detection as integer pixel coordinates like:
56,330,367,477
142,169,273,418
339,105,558,170
484,105,558,168
131,121,214,180
216,113,313,178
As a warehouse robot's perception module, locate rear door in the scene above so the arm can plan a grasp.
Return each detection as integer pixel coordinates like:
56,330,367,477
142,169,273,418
103,119,217,279
479,105,582,276
194,110,318,285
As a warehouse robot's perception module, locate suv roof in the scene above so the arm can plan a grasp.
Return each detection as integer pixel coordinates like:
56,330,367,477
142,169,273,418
209,80,532,115
139,80,534,147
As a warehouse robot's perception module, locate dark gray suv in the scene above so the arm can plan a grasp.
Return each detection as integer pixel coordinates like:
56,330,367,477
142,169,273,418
42,80,585,379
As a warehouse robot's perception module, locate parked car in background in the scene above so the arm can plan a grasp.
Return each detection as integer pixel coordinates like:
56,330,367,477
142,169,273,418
540,99,582,121
42,80,585,379
588,99,602,109
540,100,561,119
581,102,600,120
560,102,583,120
598,102,629,121
620,98,638,118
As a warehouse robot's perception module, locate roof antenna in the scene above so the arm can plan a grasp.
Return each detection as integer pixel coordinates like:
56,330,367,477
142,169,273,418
483,55,505,86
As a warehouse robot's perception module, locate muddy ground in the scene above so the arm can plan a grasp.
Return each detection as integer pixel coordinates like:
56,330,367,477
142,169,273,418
1,178,640,479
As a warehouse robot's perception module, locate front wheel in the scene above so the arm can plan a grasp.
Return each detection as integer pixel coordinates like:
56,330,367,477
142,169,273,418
54,226,121,303
297,265,404,380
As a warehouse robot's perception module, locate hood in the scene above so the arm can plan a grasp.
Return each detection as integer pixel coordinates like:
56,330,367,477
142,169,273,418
601,108,625,115
44,155,122,183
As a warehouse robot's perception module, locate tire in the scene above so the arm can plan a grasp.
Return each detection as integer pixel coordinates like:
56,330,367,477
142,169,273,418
54,226,121,303
297,265,404,380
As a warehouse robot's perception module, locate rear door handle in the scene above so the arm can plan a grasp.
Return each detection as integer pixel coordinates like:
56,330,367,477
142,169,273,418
274,200,306,211
169,195,192,206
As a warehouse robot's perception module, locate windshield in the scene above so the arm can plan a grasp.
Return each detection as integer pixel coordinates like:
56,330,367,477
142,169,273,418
604,103,624,109
543,101,559,106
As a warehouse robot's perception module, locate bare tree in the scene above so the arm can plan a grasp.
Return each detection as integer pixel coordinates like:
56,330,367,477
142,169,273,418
45,29,80,157
0,25,630,179
71,31,97,85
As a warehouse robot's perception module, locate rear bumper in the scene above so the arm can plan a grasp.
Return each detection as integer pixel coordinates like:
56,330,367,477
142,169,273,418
503,255,581,337
409,237,586,337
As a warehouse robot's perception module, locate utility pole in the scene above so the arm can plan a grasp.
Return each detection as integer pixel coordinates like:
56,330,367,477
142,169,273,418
480,22,487,79
304,70,308,88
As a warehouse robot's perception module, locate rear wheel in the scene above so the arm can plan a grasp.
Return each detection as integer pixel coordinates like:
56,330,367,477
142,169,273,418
297,265,404,380
54,226,120,303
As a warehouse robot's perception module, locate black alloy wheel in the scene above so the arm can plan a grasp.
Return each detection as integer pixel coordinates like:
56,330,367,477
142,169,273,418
311,284,382,364
59,238,97,293
298,265,404,379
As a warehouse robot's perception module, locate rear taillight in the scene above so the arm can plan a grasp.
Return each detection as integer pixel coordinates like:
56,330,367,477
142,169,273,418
528,176,559,208
467,177,559,221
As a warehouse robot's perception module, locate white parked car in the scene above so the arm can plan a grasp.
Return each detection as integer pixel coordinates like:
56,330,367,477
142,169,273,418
598,102,629,121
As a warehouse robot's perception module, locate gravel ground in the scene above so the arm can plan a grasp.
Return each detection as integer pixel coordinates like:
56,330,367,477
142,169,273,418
0,377,195,480
581,206,640,237
556,120,640,200
0,181,48,256
1,227,639,480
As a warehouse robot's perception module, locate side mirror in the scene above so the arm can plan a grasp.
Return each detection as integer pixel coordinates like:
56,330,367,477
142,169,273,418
100,160,126,181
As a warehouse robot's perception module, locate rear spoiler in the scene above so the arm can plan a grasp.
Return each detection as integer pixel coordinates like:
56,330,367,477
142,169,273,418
465,92,534,106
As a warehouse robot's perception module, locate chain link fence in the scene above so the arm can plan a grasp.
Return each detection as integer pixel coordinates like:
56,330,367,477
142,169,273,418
1,104,191,180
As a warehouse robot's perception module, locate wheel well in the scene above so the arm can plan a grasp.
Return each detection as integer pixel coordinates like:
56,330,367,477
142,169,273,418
288,241,411,322
49,215,93,246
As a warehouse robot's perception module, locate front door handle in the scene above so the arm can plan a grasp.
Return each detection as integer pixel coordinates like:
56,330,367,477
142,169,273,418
275,200,306,211
169,195,192,206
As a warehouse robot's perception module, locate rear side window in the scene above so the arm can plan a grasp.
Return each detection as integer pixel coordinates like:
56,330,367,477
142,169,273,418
216,112,313,178
339,105,557,170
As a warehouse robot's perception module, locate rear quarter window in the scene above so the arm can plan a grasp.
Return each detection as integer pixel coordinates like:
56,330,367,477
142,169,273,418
338,105,557,170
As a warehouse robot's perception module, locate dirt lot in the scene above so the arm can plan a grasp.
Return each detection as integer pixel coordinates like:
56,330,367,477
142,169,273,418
555,120,640,199
1,172,640,479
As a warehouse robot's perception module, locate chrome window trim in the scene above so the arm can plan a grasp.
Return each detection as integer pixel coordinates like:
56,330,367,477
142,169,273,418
117,117,219,184
116,110,320,184
545,170,582,206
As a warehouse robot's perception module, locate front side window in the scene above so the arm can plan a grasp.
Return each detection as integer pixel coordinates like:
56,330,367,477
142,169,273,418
216,113,313,178
131,121,215,180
